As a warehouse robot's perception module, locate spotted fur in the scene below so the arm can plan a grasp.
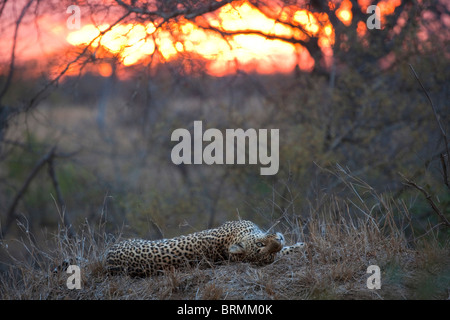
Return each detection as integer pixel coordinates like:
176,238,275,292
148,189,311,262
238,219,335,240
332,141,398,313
106,220,305,277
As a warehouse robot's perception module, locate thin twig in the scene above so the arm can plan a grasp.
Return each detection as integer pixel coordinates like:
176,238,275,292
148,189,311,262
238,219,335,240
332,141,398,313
409,64,449,189
399,173,450,228
27,10,132,111
48,157,75,238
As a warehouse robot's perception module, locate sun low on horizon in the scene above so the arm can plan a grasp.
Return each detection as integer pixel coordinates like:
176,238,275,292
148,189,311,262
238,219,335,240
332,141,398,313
1,0,405,79
64,1,347,77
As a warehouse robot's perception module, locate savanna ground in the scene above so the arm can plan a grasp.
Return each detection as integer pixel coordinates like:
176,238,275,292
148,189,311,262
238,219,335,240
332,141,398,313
1,186,449,300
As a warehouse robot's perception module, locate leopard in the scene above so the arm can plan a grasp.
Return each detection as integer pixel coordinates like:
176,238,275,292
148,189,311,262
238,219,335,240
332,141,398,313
105,220,305,277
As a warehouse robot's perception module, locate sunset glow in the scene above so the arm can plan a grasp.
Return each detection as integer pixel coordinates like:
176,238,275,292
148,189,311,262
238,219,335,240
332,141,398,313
62,0,406,77
65,2,340,76
336,0,353,26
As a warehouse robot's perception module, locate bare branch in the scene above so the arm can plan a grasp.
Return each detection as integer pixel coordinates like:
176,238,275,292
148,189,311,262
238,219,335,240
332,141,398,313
1,146,77,239
1,146,56,238
114,0,234,21
197,24,320,58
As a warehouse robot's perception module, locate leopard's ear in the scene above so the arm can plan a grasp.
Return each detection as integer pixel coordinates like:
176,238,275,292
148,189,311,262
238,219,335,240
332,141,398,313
229,243,245,254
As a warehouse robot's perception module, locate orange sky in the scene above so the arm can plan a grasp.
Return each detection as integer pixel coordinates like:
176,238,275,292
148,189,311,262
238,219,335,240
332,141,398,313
63,1,345,77
0,0,405,78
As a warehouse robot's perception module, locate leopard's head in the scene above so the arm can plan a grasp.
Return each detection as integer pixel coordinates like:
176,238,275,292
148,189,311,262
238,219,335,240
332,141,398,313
228,231,285,265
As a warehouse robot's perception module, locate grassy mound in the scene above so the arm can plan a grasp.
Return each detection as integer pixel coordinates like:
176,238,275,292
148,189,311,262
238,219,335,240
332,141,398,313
1,193,448,300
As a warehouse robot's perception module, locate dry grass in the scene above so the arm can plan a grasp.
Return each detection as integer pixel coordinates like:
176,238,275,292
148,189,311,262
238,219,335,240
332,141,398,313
1,159,448,300
1,188,448,300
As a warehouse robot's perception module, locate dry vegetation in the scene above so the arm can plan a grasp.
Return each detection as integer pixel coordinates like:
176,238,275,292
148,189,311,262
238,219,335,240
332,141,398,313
1,178,448,300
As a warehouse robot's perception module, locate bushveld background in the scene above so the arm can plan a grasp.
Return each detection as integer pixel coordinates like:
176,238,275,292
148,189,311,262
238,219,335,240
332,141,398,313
0,0,449,300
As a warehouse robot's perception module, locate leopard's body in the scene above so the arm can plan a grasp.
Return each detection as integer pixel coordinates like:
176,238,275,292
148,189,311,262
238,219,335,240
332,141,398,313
106,220,304,277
